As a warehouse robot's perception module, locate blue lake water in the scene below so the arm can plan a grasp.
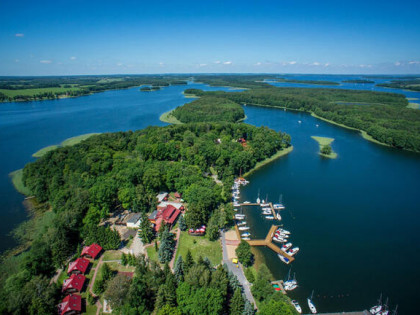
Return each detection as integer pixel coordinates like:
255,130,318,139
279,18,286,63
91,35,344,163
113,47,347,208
0,77,419,314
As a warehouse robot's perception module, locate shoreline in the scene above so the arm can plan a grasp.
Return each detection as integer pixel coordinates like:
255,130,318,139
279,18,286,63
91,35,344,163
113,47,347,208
311,136,338,159
159,109,183,124
243,146,294,177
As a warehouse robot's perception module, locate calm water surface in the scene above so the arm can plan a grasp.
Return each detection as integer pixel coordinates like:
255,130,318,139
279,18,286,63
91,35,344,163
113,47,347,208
0,77,419,314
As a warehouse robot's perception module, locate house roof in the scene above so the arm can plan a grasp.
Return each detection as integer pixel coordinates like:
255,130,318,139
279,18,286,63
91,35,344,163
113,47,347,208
62,274,86,293
154,217,164,232
157,201,183,210
58,294,82,315
81,243,102,259
67,257,90,274
148,210,158,220
156,192,168,202
126,213,142,224
174,192,181,198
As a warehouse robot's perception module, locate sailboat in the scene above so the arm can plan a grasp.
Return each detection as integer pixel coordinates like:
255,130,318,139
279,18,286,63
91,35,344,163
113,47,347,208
256,189,261,204
308,291,317,314
370,294,383,314
378,298,389,315
291,300,302,314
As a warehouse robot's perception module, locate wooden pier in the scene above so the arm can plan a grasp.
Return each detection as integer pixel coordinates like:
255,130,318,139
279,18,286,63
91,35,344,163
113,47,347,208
247,225,294,263
238,202,279,219
271,280,286,294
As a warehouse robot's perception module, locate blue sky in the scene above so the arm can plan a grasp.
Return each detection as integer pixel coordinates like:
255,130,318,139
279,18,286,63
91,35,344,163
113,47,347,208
1,0,419,75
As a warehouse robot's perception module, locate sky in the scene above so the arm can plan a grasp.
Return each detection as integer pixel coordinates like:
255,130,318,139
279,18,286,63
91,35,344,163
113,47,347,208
0,0,419,75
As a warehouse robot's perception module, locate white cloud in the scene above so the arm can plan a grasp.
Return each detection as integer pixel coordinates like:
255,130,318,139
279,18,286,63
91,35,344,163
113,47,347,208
159,62,164,66
223,61,232,65
312,62,320,66
324,63,330,67
199,63,207,67
40,60,52,64
69,56,77,60
409,61,419,64
288,61,297,65
255,62,262,66
214,61,221,64
15,33,24,37
395,61,401,66
116,62,123,66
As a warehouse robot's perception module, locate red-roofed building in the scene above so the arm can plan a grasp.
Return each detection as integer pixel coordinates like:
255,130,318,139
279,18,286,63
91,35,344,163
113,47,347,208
81,243,102,259
67,258,90,275
62,274,86,294
174,192,182,199
153,205,181,232
58,294,82,315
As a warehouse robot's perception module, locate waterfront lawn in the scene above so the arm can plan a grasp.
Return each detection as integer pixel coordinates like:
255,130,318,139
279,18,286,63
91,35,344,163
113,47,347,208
175,231,222,266
311,136,338,159
32,145,60,158
159,109,183,124
243,146,293,177
9,169,31,195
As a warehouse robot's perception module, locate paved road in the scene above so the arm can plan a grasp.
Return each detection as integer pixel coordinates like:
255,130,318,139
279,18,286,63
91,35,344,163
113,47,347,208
221,231,257,308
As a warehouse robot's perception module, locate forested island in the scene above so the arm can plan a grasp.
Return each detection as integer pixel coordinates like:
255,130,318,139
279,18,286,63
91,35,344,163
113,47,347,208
171,96,245,123
342,79,375,84
0,75,189,102
0,121,293,314
376,78,420,92
274,78,340,85
184,80,420,152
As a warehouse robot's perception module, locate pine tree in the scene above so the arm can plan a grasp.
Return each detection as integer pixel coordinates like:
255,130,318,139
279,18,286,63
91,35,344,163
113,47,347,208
158,230,175,263
178,215,187,231
243,299,255,315
154,285,167,310
228,271,241,292
164,271,177,307
203,257,212,269
121,253,127,266
184,249,194,272
174,256,185,283
139,213,154,244
230,288,245,315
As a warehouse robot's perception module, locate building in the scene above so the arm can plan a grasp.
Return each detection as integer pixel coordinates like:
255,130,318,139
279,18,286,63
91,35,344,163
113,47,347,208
157,201,184,211
81,243,102,259
58,294,82,315
126,213,142,228
174,191,182,200
149,204,181,232
156,192,168,203
67,258,90,275
62,274,86,294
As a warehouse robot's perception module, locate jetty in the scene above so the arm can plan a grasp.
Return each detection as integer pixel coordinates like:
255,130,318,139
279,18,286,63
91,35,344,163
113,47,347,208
239,202,279,217
243,225,295,263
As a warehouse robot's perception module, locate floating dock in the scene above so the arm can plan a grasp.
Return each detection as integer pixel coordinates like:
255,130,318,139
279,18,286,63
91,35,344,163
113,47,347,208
247,225,295,263
239,202,279,219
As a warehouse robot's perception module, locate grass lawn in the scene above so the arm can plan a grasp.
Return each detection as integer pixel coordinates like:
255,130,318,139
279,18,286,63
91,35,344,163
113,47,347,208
0,87,81,97
159,109,182,124
175,231,222,266
106,261,136,272
32,145,60,157
407,102,419,109
30,133,100,158
311,136,338,159
146,246,159,262
57,270,68,286
9,169,31,195
102,250,122,261
84,305,97,315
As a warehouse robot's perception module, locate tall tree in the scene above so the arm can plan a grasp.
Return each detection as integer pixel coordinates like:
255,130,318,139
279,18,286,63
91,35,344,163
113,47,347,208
174,256,185,283
139,212,154,244
230,288,245,315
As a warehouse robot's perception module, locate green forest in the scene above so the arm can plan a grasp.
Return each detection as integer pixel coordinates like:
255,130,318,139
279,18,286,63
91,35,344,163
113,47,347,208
0,122,291,314
184,84,420,152
275,78,340,85
0,75,189,102
376,78,420,92
172,96,245,123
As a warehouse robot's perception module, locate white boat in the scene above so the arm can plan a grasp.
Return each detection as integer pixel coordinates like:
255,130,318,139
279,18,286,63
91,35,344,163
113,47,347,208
235,214,245,219
287,247,300,256
275,232,289,238
260,203,269,207
291,300,302,314
256,197,260,204
298,120,302,124
278,254,291,264
281,243,292,251
308,291,317,314
241,232,251,237
273,237,286,243
277,228,290,235
237,221,247,226
238,226,250,231
241,237,250,240
243,201,250,204
276,213,282,220
284,272,298,291
265,216,274,220
284,283,297,291
263,210,271,215
233,203,240,207
273,203,285,210
370,294,382,314
262,207,271,211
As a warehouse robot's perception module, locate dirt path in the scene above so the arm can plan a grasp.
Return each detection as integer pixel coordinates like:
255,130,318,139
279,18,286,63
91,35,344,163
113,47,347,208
169,228,181,270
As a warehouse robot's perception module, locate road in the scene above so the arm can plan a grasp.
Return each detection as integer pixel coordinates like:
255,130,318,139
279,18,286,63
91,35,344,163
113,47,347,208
221,230,257,308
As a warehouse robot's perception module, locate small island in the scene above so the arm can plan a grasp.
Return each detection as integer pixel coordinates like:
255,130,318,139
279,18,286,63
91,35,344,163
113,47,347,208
342,79,375,84
311,136,337,159
275,78,340,85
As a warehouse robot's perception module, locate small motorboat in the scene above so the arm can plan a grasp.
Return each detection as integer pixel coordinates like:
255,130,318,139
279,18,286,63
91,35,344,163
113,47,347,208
291,300,302,314
265,216,274,220
278,254,290,264
241,232,251,237
238,226,250,231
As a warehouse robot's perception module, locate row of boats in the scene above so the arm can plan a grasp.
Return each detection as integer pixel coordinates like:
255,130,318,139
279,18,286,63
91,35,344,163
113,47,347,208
273,227,300,264
290,291,317,314
370,295,398,315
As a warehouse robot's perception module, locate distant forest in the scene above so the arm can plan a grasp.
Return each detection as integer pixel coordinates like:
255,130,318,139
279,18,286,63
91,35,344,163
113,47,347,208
376,78,420,92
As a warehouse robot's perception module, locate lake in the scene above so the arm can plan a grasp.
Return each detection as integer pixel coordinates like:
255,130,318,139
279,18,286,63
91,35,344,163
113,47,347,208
0,77,419,314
